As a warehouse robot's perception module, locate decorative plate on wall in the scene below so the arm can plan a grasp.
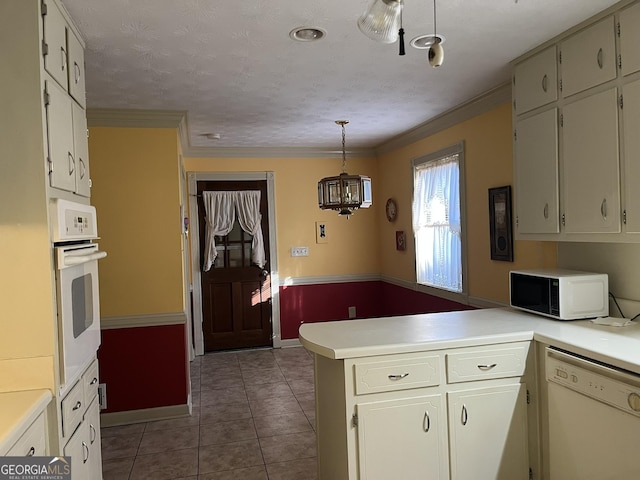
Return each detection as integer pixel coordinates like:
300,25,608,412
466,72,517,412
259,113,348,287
386,198,398,222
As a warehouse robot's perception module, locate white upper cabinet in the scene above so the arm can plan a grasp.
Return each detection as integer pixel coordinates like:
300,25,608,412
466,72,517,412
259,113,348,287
560,16,617,97
72,102,90,197
514,108,559,234
514,46,558,115
67,29,86,109
562,88,620,233
46,78,76,194
622,79,640,233
42,0,68,90
619,2,640,76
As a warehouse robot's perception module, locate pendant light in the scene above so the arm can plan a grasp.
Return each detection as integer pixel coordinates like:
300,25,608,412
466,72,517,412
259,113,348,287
357,0,403,44
317,121,372,217
428,0,444,67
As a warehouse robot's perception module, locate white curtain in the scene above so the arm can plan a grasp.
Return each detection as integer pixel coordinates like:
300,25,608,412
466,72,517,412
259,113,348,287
234,191,266,268
202,190,266,272
203,191,236,272
412,155,462,292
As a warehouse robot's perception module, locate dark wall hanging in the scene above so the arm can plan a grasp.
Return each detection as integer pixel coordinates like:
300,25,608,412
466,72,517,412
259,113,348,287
488,186,514,262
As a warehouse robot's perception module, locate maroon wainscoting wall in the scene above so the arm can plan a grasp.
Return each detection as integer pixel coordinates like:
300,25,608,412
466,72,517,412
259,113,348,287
279,280,472,340
98,324,189,413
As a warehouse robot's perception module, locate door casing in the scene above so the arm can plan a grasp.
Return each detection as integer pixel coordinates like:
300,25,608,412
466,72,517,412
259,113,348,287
187,171,281,355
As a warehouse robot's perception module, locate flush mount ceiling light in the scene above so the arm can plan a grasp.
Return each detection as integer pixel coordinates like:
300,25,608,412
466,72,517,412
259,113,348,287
317,121,372,218
289,26,326,42
357,0,445,66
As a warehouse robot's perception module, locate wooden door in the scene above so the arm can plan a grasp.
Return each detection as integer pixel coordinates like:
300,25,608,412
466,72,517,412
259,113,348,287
197,180,272,351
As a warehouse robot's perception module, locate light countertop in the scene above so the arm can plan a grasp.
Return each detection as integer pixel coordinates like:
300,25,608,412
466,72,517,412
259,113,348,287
299,308,640,375
0,389,52,455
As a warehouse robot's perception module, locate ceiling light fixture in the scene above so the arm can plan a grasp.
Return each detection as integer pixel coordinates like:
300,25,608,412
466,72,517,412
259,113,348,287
317,121,372,218
357,0,445,66
289,27,326,42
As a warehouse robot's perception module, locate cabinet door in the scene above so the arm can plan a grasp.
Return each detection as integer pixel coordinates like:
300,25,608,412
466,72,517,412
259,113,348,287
63,420,90,480
514,109,559,234
85,397,103,480
448,384,528,480
562,88,620,233
46,78,76,193
514,47,557,115
560,17,616,97
620,3,640,76
622,79,640,233
72,102,91,197
356,395,448,480
67,29,86,108
42,0,68,90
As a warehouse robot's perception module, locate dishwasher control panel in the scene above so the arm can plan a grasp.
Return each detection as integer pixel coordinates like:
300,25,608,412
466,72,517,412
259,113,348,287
546,347,640,417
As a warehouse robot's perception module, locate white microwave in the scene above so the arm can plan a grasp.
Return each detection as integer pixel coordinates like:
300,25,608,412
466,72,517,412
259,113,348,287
510,269,608,320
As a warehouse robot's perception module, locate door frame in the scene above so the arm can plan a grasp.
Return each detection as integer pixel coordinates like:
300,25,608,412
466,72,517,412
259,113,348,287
187,171,281,356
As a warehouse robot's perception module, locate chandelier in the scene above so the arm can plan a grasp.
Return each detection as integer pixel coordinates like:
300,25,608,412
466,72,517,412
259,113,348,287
317,121,372,217
357,0,444,67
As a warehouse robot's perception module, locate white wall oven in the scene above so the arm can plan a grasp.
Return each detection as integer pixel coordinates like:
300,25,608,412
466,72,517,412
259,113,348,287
51,199,106,395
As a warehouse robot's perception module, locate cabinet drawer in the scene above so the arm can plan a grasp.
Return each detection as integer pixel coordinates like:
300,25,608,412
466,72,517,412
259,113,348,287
61,380,84,438
354,355,441,395
446,342,529,384
82,359,99,403
7,412,46,457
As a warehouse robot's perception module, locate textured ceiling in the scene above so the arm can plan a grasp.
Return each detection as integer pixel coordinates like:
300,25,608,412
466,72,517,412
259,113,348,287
61,0,621,150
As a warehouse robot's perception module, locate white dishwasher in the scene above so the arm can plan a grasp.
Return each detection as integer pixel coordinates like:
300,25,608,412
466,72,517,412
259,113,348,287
546,347,640,479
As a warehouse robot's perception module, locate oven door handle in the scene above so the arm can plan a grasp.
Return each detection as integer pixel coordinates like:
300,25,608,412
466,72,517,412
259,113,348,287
64,251,107,266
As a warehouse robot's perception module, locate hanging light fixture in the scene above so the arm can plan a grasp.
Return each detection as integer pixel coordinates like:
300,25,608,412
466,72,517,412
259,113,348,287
318,121,372,217
428,0,444,67
357,0,403,44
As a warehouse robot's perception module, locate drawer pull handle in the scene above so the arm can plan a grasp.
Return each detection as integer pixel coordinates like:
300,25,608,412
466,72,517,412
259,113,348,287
388,373,409,380
423,411,430,433
73,400,82,411
597,47,604,69
82,441,89,463
541,74,548,93
90,424,97,444
90,377,98,385
477,363,497,371
461,404,468,426
27,446,36,457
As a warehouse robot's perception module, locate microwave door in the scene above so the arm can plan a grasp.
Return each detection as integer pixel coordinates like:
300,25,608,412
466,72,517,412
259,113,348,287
512,275,552,315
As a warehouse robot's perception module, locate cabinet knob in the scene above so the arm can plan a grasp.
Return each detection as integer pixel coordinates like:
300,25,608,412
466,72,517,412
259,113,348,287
73,400,82,411
423,411,430,433
27,446,36,457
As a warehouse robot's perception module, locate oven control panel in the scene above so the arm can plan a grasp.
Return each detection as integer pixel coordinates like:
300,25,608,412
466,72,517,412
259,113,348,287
50,198,97,242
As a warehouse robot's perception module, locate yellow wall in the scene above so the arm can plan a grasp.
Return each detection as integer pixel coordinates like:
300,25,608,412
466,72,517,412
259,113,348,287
184,156,380,279
88,127,184,317
377,103,557,304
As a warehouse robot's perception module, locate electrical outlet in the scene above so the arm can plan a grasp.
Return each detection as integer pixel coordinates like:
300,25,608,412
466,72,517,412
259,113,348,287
98,383,107,410
348,306,356,318
291,246,309,257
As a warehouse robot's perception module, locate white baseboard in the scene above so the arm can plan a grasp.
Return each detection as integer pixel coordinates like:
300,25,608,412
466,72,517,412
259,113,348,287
279,338,303,348
100,403,191,427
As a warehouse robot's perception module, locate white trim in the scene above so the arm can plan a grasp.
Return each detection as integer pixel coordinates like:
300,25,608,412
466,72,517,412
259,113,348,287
86,108,186,128
279,273,381,286
188,171,281,355
100,403,191,428
376,83,511,155
280,338,303,348
101,312,187,330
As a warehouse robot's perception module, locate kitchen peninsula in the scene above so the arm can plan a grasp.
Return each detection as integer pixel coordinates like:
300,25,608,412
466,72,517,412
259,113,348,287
300,308,640,479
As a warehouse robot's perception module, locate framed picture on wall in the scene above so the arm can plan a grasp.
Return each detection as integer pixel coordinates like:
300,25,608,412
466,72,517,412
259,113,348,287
395,231,406,251
488,186,514,262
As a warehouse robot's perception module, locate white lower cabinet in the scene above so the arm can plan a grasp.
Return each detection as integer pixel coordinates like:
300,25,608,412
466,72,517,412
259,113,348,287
313,342,534,480
448,384,529,480
356,395,448,480
63,397,102,480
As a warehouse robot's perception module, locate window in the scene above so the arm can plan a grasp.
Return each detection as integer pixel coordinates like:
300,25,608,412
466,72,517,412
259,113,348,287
412,143,465,294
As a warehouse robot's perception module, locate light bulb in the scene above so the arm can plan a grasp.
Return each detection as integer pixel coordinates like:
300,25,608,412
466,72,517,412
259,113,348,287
428,41,444,67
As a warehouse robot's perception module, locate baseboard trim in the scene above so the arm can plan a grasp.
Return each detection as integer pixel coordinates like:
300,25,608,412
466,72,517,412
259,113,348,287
101,403,191,427
280,338,303,348
280,274,381,286
101,312,187,330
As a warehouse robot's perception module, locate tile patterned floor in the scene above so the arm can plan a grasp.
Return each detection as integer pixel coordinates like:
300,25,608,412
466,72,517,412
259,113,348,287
100,347,318,480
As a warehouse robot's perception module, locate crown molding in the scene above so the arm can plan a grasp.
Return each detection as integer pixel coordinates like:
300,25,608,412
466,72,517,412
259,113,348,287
86,108,187,128
183,146,376,159
375,82,512,156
